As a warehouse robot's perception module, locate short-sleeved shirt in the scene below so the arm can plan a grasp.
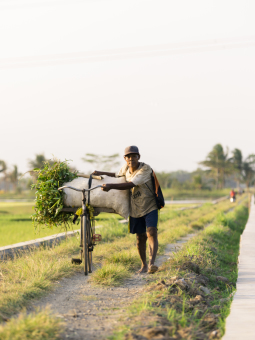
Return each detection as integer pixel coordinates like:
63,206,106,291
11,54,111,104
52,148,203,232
115,162,158,218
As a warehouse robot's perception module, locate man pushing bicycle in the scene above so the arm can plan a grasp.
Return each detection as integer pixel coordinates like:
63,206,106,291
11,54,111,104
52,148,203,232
93,146,162,274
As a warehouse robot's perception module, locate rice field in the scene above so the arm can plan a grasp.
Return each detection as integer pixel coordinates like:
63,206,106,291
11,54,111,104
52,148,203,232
0,202,72,247
0,202,199,247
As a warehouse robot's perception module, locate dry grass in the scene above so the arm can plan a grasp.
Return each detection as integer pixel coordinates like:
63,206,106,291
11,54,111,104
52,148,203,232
0,307,63,340
0,236,80,320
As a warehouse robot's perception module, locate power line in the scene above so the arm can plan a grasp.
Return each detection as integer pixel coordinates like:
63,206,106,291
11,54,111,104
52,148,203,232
0,0,90,10
0,36,255,70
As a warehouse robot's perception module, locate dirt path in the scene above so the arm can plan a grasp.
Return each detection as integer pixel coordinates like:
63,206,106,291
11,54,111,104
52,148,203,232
30,232,196,340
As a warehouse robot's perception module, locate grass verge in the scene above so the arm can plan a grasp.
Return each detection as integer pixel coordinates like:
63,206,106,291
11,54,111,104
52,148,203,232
109,200,249,340
0,308,63,340
0,237,80,321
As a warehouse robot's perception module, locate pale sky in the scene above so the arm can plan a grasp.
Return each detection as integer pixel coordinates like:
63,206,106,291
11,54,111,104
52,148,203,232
0,0,255,174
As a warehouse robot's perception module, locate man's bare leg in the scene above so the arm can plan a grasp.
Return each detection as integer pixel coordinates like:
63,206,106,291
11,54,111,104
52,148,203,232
147,227,158,267
136,233,148,273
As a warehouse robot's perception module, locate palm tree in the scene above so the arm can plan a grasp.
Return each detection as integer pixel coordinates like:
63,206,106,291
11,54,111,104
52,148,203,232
155,172,172,188
28,154,47,170
0,160,7,191
26,154,55,182
9,165,19,191
82,153,120,172
199,144,231,189
0,160,6,173
242,154,255,190
192,174,202,189
242,162,253,190
229,148,243,190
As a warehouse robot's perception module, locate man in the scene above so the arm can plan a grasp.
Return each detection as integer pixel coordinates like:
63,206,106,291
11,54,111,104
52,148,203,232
93,146,159,274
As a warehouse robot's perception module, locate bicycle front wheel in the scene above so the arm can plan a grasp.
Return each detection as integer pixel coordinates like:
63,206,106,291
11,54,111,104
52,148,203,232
87,216,93,273
82,214,88,275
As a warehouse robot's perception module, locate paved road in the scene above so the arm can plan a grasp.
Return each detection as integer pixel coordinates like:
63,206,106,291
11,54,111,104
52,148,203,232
165,200,210,204
223,196,255,339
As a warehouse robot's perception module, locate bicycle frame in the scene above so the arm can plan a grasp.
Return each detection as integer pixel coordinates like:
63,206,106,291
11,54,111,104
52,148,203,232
58,184,102,275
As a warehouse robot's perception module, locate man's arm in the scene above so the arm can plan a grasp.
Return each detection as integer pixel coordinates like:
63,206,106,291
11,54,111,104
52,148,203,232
101,182,135,192
92,170,116,178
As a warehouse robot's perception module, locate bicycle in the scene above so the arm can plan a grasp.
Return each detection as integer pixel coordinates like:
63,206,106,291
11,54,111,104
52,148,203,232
58,184,102,275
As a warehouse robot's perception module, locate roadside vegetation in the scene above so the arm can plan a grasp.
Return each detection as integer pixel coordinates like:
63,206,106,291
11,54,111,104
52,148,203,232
0,308,63,340
110,200,249,340
0,237,80,320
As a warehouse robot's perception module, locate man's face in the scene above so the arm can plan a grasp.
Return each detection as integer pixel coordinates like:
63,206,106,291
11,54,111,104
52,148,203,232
124,153,140,168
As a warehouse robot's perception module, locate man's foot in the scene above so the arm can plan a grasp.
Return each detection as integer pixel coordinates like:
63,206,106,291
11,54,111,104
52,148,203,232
136,265,148,274
148,264,158,274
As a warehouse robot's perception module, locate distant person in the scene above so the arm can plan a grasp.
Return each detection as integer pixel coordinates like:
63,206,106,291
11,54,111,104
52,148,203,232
93,146,163,274
230,189,236,202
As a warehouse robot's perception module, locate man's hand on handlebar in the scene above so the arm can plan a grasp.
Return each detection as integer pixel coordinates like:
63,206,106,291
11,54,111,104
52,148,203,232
101,184,111,192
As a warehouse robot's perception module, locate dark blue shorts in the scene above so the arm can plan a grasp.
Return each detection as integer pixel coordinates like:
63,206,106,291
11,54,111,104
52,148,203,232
128,209,158,234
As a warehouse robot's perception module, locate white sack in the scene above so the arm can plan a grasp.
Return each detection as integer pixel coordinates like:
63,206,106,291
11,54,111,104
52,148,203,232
63,176,130,219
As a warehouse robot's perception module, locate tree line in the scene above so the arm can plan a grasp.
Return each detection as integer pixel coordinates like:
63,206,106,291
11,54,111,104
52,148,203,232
0,155,51,192
0,146,254,192
0,153,120,193
199,144,255,190
156,144,255,190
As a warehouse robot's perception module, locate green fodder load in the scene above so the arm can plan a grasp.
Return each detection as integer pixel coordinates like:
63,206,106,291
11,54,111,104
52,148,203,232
31,160,78,229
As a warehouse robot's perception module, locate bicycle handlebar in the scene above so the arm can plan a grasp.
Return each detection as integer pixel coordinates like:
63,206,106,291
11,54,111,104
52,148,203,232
58,185,103,192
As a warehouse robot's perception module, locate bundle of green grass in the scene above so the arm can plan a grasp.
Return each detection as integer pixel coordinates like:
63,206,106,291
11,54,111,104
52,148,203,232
31,160,78,229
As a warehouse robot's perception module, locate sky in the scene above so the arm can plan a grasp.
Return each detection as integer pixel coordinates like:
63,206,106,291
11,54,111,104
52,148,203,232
0,0,255,174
